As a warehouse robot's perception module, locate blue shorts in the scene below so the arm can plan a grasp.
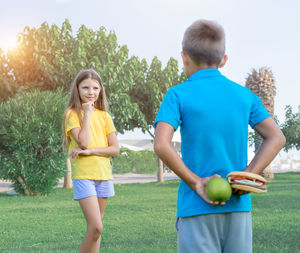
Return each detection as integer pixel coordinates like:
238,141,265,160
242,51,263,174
73,179,115,200
176,212,252,253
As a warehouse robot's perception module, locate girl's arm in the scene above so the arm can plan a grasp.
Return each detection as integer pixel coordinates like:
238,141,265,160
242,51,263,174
71,102,93,149
88,132,119,157
69,132,119,158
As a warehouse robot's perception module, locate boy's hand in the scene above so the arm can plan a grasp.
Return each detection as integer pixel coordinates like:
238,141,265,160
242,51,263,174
82,102,94,113
194,174,226,206
232,189,249,195
69,147,92,159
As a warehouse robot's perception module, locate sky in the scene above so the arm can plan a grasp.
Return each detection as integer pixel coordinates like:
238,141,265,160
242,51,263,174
1,0,300,142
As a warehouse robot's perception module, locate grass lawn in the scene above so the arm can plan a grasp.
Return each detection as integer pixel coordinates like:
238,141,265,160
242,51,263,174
0,172,299,253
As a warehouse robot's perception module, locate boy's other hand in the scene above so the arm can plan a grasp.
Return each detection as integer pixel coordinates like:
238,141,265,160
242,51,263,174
194,174,226,206
232,188,249,195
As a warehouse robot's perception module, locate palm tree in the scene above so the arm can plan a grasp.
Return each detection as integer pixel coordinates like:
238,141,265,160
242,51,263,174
246,67,276,179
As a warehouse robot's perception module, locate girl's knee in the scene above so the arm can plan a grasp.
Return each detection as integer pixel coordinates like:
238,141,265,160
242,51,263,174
87,223,103,241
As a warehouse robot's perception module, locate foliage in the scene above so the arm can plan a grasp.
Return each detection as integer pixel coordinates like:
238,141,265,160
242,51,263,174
1,20,77,92
0,89,68,195
0,19,184,135
0,20,144,133
128,57,186,137
248,130,255,148
280,105,300,151
112,148,157,174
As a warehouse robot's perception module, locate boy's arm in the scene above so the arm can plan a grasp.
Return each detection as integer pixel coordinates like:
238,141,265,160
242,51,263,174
69,132,120,158
154,121,223,206
245,117,286,174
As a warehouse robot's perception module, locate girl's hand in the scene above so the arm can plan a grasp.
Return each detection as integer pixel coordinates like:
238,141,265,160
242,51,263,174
69,147,92,158
82,102,94,113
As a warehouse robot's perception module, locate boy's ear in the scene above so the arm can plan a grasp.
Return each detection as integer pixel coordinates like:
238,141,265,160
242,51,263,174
181,51,189,66
218,55,228,68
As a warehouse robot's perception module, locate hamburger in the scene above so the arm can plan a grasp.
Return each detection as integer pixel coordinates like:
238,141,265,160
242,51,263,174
226,171,267,193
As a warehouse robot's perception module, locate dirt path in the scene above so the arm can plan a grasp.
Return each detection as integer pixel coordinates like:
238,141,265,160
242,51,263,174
0,172,179,193
2,168,299,194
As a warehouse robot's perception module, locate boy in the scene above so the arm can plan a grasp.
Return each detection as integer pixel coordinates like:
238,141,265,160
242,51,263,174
153,19,285,253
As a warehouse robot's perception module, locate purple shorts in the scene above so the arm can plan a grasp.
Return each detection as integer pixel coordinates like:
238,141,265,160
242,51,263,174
72,179,115,200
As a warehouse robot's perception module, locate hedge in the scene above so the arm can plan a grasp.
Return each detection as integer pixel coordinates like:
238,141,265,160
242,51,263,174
112,147,157,174
0,88,68,195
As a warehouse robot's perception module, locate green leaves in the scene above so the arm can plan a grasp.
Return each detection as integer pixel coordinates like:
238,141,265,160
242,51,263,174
112,148,157,174
0,89,68,195
0,19,185,139
127,56,186,135
280,105,300,151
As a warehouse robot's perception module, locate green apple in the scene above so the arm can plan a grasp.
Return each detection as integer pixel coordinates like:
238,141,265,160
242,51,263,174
206,177,232,202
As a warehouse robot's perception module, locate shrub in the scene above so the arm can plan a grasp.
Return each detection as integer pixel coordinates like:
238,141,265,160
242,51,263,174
112,147,157,174
0,88,68,195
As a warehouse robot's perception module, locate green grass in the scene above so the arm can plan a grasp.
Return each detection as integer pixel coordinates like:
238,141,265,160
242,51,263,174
0,173,299,253
252,172,300,253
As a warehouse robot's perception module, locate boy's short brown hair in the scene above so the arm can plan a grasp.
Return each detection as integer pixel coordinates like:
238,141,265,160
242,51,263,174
182,19,225,66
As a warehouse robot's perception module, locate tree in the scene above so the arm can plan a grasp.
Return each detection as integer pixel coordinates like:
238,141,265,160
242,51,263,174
280,105,300,151
128,57,184,136
128,57,186,181
246,67,276,179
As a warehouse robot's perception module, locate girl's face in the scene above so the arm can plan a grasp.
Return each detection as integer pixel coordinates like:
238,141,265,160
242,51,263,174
78,78,101,104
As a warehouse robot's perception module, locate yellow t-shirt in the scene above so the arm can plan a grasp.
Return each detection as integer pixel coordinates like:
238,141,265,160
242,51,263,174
65,109,116,180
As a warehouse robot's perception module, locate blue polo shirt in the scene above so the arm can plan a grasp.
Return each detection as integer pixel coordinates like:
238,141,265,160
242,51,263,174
154,68,270,217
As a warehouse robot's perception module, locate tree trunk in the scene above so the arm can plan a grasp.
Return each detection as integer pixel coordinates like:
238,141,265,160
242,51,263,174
157,157,164,182
148,130,165,182
16,176,30,196
64,158,73,188
254,131,274,180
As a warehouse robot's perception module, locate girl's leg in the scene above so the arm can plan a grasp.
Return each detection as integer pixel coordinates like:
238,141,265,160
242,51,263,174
98,197,108,219
96,197,108,251
78,196,102,253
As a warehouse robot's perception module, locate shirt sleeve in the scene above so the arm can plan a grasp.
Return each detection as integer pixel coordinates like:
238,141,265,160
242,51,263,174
65,110,81,136
105,112,117,135
153,88,182,131
249,92,270,128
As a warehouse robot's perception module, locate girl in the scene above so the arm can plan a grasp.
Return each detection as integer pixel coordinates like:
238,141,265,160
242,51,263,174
62,69,119,253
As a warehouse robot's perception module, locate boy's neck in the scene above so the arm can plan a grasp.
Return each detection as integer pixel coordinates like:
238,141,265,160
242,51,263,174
185,64,218,79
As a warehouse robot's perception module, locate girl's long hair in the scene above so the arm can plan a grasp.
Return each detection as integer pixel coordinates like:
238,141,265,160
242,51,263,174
62,69,108,149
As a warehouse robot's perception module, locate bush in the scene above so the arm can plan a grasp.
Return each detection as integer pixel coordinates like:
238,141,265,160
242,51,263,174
112,148,157,174
0,88,68,195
